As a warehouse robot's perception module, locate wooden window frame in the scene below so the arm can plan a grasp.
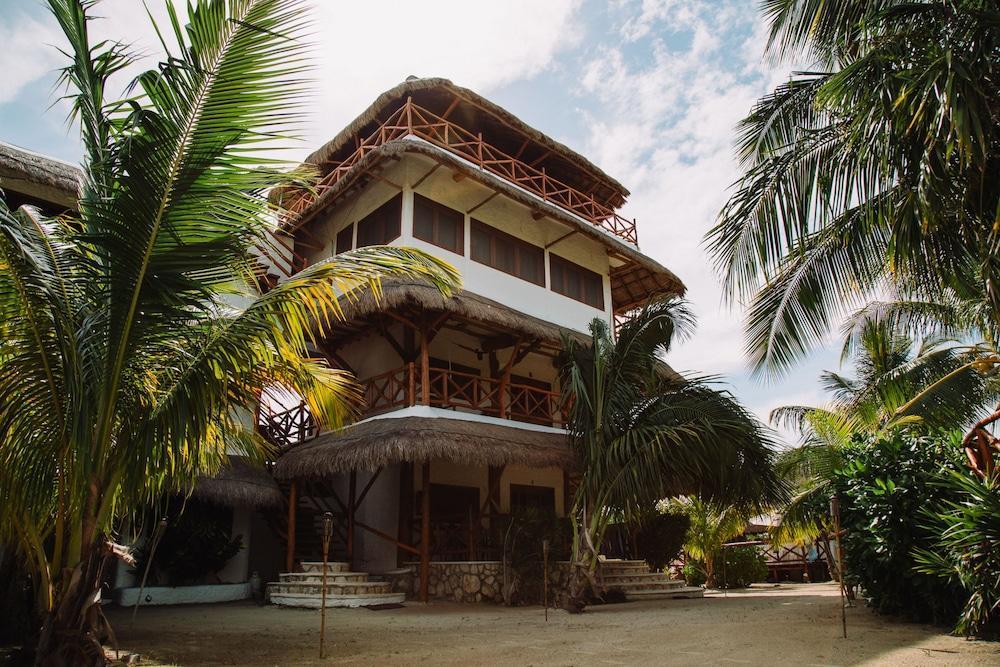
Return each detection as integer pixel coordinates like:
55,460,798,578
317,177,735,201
470,219,545,287
413,193,465,255
549,253,605,310
356,194,402,248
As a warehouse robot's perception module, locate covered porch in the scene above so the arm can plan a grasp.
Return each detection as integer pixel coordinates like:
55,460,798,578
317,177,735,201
272,412,575,602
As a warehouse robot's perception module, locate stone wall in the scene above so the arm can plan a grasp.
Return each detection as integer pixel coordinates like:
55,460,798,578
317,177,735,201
407,562,505,603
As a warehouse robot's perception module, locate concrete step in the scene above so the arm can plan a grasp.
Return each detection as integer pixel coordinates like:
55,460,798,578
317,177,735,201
299,562,351,573
269,590,406,609
603,579,686,592
624,586,704,600
267,580,392,596
279,572,368,584
602,573,681,584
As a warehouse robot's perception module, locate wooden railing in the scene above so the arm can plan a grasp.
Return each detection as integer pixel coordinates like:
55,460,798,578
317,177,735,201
281,98,639,246
362,365,569,427
258,402,317,450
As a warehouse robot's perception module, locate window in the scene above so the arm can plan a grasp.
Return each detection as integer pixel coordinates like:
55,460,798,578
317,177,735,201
413,194,464,254
356,194,402,247
335,224,353,254
510,484,555,514
470,220,544,286
550,254,605,310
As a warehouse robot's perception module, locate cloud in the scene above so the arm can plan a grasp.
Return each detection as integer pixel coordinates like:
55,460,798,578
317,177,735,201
0,12,66,105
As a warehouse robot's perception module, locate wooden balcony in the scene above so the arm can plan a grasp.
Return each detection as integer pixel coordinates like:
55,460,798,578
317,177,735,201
363,364,570,428
282,98,639,246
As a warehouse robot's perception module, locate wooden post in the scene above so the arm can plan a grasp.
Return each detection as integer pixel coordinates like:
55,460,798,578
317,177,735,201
408,361,416,406
420,460,431,602
285,480,297,572
420,328,430,406
348,471,357,565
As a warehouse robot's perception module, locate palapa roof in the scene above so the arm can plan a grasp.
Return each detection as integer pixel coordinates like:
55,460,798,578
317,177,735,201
191,456,283,509
334,278,589,345
299,140,685,310
273,414,574,478
0,141,80,210
305,77,629,207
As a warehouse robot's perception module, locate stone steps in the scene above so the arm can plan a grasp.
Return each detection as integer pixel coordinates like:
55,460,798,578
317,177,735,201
267,562,405,609
601,572,680,584
623,586,704,601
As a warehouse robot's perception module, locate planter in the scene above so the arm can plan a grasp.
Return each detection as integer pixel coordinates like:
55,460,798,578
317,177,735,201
115,582,250,606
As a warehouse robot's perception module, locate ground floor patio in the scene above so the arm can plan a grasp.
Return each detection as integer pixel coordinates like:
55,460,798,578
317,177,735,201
106,583,999,666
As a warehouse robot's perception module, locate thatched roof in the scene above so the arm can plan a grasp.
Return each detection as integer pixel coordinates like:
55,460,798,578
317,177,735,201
273,414,574,478
303,77,628,207
0,141,80,209
191,457,284,509
296,140,685,309
338,279,589,344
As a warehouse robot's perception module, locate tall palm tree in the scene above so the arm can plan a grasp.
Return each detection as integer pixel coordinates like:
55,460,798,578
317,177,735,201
706,0,999,381
0,1,460,662
557,298,787,611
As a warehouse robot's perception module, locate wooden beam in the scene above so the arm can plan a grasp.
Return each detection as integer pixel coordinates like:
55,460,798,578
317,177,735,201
355,520,420,556
440,95,461,120
411,163,440,189
420,327,430,406
355,467,384,509
347,471,357,564
420,461,431,602
285,480,297,572
513,138,530,159
528,150,552,167
466,191,498,215
545,229,577,249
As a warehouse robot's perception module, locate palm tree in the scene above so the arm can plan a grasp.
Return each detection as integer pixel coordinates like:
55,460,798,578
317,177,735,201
706,0,1000,382
667,496,749,588
557,298,787,611
0,1,460,662
769,317,995,548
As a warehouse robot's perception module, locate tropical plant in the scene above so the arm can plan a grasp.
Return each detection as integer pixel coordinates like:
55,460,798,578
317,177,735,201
557,298,787,610
0,1,460,662
668,496,750,588
836,431,967,626
915,471,1000,637
769,317,995,547
633,511,689,572
715,545,769,589
708,0,1000,378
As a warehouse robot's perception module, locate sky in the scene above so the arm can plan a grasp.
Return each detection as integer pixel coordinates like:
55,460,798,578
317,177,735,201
0,0,844,445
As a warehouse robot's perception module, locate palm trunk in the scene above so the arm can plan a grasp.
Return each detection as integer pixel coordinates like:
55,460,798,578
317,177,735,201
34,541,110,667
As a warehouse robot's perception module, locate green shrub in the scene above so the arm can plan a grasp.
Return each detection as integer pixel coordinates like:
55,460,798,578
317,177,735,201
635,512,689,571
914,471,1000,637
834,431,966,625
682,561,706,587
500,508,571,605
716,545,768,588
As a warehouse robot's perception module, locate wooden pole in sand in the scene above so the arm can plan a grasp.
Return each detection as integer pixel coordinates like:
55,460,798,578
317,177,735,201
831,496,847,639
543,539,550,622
320,512,334,658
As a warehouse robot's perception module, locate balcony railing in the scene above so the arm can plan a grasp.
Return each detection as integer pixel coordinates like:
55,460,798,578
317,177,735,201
363,364,570,428
282,98,639,246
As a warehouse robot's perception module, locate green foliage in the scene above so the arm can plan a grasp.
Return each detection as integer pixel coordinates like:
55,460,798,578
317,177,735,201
634,512,689,572
835,431,967,625
682,561,706,587
716,546,768,589
501,509,570,606
914,472,1000,637
669,496,750,587
134,502,242,586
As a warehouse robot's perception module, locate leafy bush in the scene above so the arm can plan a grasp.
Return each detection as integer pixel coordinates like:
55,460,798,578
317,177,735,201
716,545,768,588
134,501,242,586
683,561,706,587
834,431,966,625
914,472,1000,637
635,512,689,571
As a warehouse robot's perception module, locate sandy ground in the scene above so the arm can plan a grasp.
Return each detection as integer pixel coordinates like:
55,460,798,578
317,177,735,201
106,583,999,666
